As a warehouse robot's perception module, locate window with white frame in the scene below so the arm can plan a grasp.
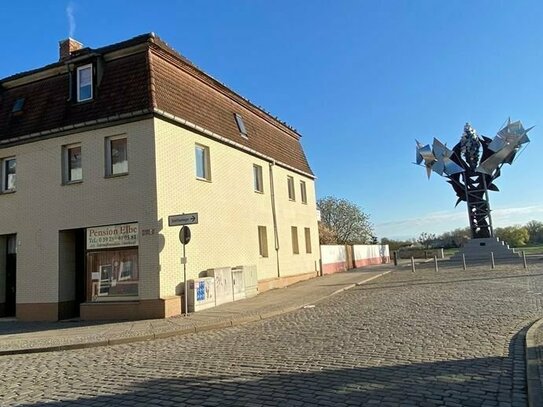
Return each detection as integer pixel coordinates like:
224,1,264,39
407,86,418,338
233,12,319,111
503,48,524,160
300,180,307,204
258,226,268,258
2,158,16,192
195,144,211,181
63,144,82,183
287,176,295,201
106,136,128,176
77,64,93,102
253,164,263,193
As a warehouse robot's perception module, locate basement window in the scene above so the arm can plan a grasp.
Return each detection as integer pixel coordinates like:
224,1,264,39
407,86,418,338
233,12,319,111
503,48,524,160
234,113,248,138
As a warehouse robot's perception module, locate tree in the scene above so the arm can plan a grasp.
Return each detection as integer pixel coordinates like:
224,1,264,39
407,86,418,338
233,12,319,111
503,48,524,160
317,196,373,244
318,222,337,245
381,238,413,251
495,226,530,247
417,232,437,249
438,227,471,248
525,220,543,244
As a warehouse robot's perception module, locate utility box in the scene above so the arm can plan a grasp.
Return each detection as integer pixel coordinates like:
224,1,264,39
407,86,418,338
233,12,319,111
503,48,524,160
187,277,215,312
231,268,246,301
207,267,233,305
234,265,258,298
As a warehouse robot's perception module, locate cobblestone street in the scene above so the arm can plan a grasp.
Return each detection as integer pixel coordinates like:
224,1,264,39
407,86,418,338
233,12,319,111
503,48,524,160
2,265,543,406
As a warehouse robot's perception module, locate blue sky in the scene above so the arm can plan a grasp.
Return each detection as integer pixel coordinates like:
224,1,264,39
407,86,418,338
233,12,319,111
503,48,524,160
1,1,541,239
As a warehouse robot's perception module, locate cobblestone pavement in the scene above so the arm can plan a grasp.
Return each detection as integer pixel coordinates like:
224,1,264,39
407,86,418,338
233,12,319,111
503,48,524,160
2,264,543,406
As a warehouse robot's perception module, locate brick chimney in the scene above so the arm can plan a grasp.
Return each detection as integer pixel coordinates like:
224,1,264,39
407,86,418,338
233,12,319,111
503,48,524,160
59,38,83,61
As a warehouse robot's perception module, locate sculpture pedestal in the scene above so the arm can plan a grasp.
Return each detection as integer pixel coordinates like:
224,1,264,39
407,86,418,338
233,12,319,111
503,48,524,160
449,237,520,262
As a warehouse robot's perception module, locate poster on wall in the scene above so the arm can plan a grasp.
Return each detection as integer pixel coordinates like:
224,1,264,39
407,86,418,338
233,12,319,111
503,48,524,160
86,223,139,250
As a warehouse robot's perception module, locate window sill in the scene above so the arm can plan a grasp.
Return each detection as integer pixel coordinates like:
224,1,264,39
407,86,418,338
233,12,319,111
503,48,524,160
75,98,94,104
196,177,212,183
105,172,129,179
62,180,83,186
289,198,296,202
254,190,264,194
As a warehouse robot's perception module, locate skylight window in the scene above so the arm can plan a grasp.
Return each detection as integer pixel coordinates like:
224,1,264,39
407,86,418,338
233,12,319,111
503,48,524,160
12,98,25,114
234,113,248,137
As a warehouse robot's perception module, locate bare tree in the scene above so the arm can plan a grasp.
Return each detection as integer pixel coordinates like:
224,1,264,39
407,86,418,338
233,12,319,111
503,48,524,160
317,196,373,244
417,232,437,249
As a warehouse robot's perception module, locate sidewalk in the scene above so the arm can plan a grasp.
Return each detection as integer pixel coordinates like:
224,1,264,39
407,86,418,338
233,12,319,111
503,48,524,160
0,265,392,355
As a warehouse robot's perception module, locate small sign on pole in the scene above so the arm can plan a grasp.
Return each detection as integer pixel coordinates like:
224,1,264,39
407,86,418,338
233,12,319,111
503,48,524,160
169,213,199,226
168,212,199,317
179,226,191,245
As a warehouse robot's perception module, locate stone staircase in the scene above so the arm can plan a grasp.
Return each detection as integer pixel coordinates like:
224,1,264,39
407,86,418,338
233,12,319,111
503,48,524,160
449,237,520,262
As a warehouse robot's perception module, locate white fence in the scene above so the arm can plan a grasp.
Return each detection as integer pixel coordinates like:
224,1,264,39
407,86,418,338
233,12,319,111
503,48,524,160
321,244,390,275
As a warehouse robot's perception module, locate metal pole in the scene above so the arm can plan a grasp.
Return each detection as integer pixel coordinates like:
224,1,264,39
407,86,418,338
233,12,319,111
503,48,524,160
462,253,467,270
434,255,438,272
183,243,188,316
491,252,495,269
522,250,528,269
411,256,415,273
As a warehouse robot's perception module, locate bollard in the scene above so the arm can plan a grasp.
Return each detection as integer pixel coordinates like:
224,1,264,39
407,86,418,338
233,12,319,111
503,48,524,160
462,253,467,270
434,255,439,272
411,256,416,273
522,250,527,269
491,252,495,269
393,251,398,266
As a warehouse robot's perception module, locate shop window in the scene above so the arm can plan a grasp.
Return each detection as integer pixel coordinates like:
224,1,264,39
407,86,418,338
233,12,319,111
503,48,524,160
63,144,82,183
2,157,16,192
77,64,93,102
253,164,263,193
106,136,128,176
87,249,139,301
258,226,268,258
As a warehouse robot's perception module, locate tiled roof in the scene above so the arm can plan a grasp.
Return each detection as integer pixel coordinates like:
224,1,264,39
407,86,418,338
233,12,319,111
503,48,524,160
0,33,313,176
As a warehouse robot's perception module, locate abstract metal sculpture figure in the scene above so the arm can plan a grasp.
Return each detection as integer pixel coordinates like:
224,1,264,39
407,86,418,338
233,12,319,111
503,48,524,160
416,119,531,239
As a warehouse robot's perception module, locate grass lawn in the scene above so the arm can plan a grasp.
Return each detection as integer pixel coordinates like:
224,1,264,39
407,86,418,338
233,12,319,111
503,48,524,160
512,244,543,255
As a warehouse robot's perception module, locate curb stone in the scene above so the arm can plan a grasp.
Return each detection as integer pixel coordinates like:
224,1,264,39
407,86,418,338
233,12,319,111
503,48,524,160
525,317,543,407
0,269,391,356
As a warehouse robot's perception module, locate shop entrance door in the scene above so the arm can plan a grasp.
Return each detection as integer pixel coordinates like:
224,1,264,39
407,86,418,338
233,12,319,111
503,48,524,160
5,235,16,317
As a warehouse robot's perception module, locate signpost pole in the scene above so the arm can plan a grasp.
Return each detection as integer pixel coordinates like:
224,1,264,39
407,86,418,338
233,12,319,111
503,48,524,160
183,242,188,316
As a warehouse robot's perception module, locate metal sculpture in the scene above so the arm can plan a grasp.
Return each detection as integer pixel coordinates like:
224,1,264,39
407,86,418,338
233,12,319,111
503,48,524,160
416,119,531,239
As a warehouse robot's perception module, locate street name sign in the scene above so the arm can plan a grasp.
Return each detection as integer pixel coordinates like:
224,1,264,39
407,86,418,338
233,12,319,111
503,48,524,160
168,213,199,226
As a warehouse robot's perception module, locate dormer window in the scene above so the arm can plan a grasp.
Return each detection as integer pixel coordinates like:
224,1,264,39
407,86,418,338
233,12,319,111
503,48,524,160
234,113,248,138
77,64,93,102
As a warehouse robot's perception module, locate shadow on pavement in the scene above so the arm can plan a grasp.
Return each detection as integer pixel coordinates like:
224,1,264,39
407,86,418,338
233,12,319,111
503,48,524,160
15,331,528,406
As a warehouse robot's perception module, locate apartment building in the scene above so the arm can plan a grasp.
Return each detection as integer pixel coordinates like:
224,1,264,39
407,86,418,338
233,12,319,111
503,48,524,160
0,34,319,321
